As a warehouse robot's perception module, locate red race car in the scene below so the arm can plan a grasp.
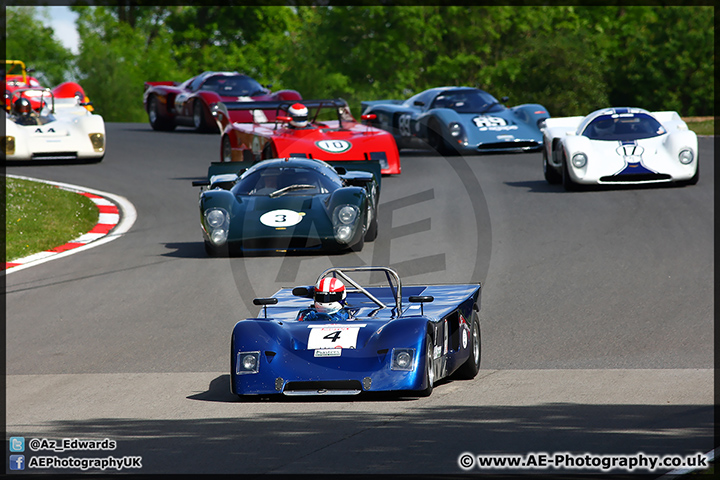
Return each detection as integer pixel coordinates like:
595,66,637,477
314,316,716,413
142,71,301,133
5,60,94,112
212,99,401,175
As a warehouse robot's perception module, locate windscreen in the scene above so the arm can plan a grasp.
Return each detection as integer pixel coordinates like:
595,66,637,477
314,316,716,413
582,113,666,140
431,90,502,113
234,166,342,196
201,75,266,97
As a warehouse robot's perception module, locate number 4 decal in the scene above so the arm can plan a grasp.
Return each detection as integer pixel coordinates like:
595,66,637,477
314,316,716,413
323,331,342,342
307,325,363,349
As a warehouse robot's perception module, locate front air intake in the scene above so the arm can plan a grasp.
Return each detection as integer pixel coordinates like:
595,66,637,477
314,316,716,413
283,380,363,396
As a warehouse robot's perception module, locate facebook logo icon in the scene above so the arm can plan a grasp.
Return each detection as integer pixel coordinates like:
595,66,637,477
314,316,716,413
9,455,25,470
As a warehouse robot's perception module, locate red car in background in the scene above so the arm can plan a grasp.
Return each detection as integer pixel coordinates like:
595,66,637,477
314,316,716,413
5,60,94,112
142,71,301,132
212,98,401,175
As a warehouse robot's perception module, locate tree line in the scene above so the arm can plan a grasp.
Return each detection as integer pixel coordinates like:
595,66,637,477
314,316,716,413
6,5,714,123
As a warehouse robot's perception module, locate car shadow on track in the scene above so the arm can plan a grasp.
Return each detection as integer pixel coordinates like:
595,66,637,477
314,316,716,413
162,242,359,259
504,180,684,193
187,374,445,403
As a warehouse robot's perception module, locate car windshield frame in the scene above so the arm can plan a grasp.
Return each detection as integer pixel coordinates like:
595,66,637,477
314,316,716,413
581,113,666,141
430,89,503,113
232,164,343,197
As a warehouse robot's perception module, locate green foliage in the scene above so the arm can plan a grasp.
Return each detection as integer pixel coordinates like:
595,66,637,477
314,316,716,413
5,7,74,87
72,6,185,122
17,5,714,120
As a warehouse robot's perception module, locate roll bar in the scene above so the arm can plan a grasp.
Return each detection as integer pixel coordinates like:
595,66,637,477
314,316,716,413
316,266,402,311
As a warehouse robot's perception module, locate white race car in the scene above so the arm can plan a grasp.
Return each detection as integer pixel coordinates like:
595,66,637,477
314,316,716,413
5,87,106,162
542,107,698,190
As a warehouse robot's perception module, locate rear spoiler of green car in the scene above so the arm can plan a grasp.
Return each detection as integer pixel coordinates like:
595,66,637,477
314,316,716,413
199,159,382,189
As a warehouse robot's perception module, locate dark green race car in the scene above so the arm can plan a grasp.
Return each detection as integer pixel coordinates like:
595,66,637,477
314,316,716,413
192,157,380,256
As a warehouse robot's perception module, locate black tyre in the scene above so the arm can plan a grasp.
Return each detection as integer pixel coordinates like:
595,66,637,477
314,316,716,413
562,153,579,191
543,145,562,184
455,311,481,379
193,99,215,133
427,121,455,156
419,334,435,396
148,95,175,131
365,216,378,242
221,136,232,162
364,186,379,242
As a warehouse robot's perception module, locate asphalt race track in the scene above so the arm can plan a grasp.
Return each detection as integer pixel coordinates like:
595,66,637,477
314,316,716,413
5,123,714,475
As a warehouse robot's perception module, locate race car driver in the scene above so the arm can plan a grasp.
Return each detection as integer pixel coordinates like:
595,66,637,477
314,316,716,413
297,277,353,322
287,103,309,128
11,97,40,126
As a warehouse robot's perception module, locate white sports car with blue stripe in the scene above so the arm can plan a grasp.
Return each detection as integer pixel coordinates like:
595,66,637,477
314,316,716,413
542,107,698,190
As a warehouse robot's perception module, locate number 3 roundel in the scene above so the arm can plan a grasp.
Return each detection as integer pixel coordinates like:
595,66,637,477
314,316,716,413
260,209,303,227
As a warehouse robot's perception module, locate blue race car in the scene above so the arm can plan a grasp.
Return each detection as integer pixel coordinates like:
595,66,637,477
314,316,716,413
231,266,482,398
361,86,550,155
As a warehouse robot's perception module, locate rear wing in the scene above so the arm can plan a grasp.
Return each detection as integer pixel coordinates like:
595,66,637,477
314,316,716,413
361,99,403,113
143,81,177,91
220,98,348,112
211,98,354,131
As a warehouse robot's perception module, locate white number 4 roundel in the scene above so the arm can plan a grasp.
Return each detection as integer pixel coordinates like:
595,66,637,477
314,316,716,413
316,140,352,153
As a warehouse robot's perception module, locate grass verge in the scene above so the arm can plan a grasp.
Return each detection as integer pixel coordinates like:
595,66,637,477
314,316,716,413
684,117,715,136
5,177,99,262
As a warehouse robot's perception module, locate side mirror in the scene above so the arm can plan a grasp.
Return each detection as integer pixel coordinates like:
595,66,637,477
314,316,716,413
361,113,377,121
334,167,347,175
253,297,278,318
409,295,434,315
277,115,291,123
413,100,425,107
292,286,313,297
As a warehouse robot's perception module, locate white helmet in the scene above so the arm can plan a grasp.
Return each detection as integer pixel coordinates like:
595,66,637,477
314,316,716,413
314,277,346,314
288,103,308,128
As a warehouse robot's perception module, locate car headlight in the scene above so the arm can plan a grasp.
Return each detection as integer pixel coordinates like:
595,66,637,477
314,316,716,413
335,225,353,243
571,153,587,168
679,149,694,165
210,228,228,245
236,351,260,374
391,348,415,371
332,204,360,244
3,136,15,155
206,209,226,228
88,133,104,152
204,208,229,245
449,122,463,137
337,205,358,224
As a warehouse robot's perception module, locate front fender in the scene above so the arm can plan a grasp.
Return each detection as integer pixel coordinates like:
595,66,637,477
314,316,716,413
512,103,551,128
419,109,460,136
273,90,302,101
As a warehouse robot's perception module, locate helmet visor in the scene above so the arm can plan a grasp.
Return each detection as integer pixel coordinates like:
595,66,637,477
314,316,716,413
314,291,344,303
